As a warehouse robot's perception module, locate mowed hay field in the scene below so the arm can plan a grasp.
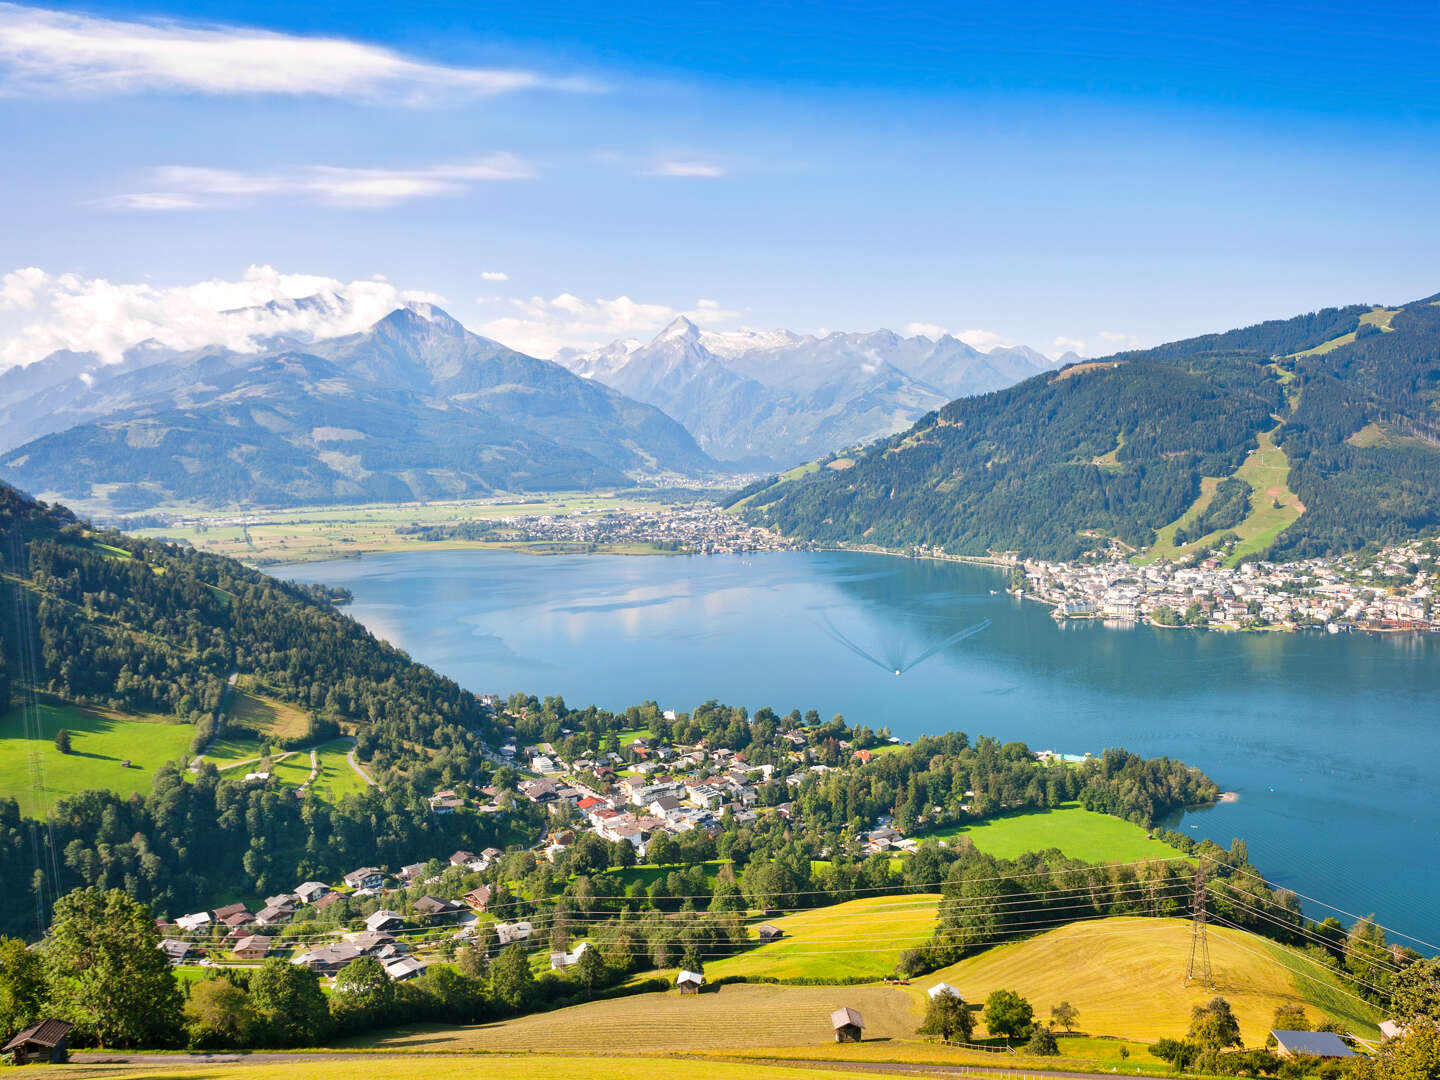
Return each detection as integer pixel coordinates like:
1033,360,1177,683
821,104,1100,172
0,701,193,815
921,803,1187,863
913,917,1380,1043
705,893,941,980
18,1055,900,1080
362,983,921,1053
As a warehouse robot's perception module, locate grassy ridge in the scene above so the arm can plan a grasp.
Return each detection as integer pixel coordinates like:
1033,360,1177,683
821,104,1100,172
914,916,1380,1042
0,701,192,817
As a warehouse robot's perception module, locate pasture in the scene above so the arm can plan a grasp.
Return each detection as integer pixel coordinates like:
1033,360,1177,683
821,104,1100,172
918,802,1187,863
705,893,940,981
0,700,193,816
357,982,921,1053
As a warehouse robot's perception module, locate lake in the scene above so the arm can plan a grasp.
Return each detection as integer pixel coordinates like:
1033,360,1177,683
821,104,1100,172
279,548,1440,948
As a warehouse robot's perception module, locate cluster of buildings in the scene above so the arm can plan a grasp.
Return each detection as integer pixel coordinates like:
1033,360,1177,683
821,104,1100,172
512,735,777,855
1021,540,1439,632
455,503,800,555
156,847,514,981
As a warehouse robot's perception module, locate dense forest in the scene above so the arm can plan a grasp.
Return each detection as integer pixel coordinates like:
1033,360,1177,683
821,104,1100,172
746,296,1440,560
0,483,494,766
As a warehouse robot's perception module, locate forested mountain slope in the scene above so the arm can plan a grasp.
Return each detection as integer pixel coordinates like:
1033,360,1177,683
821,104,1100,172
745,297,1440,560
0,304,714,511
0,482,513,935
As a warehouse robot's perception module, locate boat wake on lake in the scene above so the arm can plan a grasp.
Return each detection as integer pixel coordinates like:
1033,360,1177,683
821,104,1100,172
820,614,991,675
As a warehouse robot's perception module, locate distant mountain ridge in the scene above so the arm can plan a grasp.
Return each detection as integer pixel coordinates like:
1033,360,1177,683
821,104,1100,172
555,319,1056,468
0,303,715,511
744,295,1440,561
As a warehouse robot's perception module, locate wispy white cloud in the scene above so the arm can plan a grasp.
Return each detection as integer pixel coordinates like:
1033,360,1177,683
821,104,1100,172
0,265,444,369
901,321,1018,350
648,158,726,178
1051,335,1088,356
100,155,535,210
480,270,509,282
1098,329,1141,350
476,292,740,357
0,3,598,102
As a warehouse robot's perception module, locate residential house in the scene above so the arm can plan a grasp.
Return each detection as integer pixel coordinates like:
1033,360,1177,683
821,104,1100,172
232,935,272,961
212,902,248,922
255,904,293,927
495,921,534,946
365,909,405,933
383,956,425,981
295,881,331,905
449,850,477,868
463,885,492,912
397,862,428,886
291,943,362,976
175,911,211,933
156,938,192,964
347,930,398,955
414,896,462,916
343,867,385,890
313,891,344,914
549,941,590,969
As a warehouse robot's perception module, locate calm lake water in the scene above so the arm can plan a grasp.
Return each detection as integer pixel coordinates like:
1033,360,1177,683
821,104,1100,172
280,549,1440,947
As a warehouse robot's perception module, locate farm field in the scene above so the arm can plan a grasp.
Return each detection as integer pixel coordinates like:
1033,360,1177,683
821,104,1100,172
356,982,921,1053
25,1056,921,1080
129,491,674,565
917,802,1187,863
705,893,941,980
0,700,194,816
913,916,1380,1043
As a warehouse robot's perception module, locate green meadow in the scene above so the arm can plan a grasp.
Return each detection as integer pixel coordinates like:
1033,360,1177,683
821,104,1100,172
0,701,194,816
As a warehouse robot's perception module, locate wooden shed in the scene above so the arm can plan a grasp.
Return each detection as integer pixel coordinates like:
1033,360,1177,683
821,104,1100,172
676,969,705,994
756,923,783,943
831,1007,865,1042
4,1019,73,1065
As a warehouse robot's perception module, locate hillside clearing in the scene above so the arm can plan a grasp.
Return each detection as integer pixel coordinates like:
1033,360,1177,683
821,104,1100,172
355,982,921,1053
917,802,1187,863
0,700,193,816
914,916,1380,1043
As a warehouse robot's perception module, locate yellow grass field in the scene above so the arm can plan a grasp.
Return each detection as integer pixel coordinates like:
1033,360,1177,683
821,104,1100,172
703,893,941,980
18,1055,914,1080
912,916,1379,1043
358,982,920,1053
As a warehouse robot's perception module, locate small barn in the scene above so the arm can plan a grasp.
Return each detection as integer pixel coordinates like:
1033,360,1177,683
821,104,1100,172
676,969,705,994
832,1007,865,1043
1271,1031,1356,1060
4,1019,73,1065
756,924,784,943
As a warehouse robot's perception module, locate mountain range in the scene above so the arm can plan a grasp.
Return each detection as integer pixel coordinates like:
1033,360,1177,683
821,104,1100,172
743,294,1440,560
0,305,714,511
555,318,1056,468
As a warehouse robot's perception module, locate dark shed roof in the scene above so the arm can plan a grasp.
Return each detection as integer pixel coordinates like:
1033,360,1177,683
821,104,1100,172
3,1019,73,1051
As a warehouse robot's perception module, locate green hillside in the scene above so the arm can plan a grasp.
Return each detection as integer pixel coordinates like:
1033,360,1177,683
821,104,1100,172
747,296,1440,560
0,481,514,939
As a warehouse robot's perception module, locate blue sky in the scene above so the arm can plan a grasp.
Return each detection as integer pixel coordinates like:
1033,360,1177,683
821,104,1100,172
2,0,1439,364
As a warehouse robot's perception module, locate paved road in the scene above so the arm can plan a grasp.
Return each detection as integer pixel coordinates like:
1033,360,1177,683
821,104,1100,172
343,735,379,789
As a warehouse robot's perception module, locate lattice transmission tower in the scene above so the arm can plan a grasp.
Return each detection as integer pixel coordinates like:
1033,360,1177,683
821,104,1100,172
1185,862,1214,988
